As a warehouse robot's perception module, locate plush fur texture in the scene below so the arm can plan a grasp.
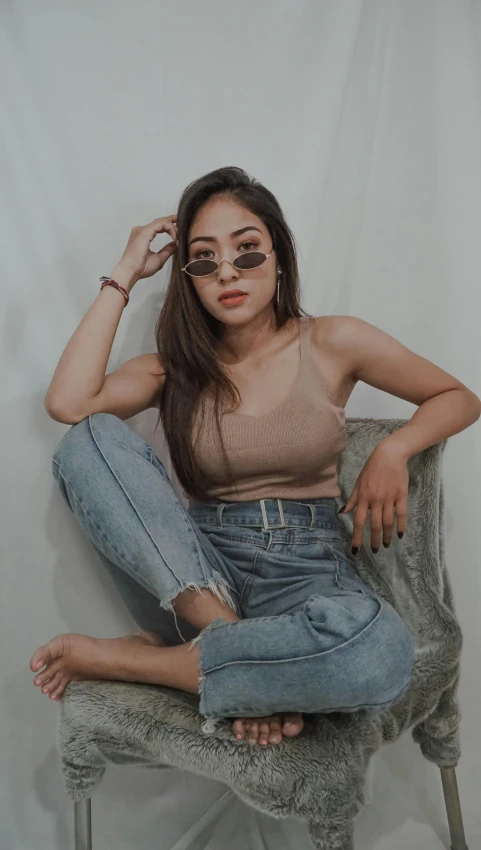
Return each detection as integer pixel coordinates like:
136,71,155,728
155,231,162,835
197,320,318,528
56,418,462,850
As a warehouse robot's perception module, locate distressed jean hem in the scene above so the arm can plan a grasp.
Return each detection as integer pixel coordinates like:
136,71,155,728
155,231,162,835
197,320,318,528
161,582,238,644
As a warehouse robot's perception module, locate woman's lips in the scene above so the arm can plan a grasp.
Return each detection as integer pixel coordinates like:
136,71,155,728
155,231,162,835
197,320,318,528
219,293,248,306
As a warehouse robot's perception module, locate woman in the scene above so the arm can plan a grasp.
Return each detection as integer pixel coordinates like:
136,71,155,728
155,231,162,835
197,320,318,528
30,166,480,748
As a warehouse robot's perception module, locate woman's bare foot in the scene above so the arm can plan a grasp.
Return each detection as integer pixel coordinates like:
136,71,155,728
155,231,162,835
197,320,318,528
30,631,304,746
30,631,167,702
232,712,304,746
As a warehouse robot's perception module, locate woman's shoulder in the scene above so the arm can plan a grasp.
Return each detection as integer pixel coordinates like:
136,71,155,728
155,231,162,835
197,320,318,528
309,315,361,401
310,314,366,349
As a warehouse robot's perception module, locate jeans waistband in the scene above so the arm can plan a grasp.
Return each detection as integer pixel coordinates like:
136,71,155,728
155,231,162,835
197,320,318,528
188,497,342,533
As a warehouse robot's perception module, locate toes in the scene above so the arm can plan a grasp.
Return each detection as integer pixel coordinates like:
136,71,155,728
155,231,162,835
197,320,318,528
258,720,271,746
268,716,283,744
34,660,63,688
281,712,304,737
30,635,65,673
247,721,259,742
33,669,52,688
30,645,51,672
50,677,68,701
41,671,63,696
232,719,246,740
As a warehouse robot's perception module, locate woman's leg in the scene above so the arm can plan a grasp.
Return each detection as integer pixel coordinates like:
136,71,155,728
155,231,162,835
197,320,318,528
31,413,299,743
48,412,242,641
32,428,413,733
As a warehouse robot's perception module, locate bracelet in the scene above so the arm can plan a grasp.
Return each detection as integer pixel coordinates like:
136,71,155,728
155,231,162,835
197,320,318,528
99,276,130,305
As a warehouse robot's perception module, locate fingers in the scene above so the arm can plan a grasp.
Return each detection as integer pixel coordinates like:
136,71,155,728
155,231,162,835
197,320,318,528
395,497,407,538
348,500,407,555
381,503,395,547
368,503,383,552
147,217,178,244
351,502,368,552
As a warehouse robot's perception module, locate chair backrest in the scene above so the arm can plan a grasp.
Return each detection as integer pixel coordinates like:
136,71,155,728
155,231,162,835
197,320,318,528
339,417,462,752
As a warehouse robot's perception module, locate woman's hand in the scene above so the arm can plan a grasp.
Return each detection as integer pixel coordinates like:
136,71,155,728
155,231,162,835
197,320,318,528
112,215,178,289
339,442,409,553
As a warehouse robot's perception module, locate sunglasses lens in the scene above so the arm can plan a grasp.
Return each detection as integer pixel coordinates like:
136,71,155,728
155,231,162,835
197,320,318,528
234,252,266,270
184,260,218,276
184,252,266,276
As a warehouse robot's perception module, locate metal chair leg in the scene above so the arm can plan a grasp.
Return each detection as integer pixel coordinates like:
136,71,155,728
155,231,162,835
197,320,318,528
74,799,92,850
440,766,468,850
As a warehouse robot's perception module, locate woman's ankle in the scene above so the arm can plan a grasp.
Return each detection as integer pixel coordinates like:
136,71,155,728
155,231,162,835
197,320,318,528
172,586,240,630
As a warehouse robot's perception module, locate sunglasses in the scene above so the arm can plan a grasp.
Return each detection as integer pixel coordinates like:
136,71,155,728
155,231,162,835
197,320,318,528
182,250,273,278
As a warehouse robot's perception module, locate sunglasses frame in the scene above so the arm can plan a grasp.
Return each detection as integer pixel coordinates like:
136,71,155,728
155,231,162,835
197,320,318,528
182,250,273,278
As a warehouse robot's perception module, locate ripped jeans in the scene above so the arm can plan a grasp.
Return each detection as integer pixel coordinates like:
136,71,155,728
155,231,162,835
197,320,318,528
51,413,415,729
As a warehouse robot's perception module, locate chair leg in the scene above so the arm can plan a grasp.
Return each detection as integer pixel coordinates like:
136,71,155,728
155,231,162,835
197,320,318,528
74,799,92,850
440,766,469,850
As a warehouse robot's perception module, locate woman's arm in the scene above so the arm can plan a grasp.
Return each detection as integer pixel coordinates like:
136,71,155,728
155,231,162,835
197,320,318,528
45,266,164,424
314,315,481,459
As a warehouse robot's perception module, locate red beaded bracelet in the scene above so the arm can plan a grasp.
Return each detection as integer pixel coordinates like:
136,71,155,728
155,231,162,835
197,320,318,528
99,276,130,305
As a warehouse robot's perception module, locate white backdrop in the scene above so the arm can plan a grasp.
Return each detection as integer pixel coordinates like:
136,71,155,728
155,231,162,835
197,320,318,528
2,2,481,848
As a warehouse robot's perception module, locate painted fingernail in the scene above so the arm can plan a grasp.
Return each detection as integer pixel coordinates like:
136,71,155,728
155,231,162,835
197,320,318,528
398,532,404,539
371,548,379,554
383,542,390,548
338,505,346,514
351,546,358,555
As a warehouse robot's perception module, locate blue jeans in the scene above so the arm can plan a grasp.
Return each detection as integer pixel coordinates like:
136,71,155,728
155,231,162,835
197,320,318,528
51,413,415,725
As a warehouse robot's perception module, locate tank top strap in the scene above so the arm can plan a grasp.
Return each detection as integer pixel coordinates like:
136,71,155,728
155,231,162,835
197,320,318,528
298,314,340,406
296,316,314,383
298,315,312,353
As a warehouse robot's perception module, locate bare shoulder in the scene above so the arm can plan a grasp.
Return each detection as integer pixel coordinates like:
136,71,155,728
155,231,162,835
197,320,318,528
310,314,360,348
310,315,473,407
310,314,361,371
308,315,361,405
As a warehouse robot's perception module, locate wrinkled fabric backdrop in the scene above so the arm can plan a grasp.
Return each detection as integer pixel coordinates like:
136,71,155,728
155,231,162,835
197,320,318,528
1,1,480,848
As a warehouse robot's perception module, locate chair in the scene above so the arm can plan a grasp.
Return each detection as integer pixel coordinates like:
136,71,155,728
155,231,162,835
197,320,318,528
55,418,469,850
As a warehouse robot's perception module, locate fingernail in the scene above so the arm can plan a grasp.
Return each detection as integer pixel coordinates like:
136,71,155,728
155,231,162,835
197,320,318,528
371,548,378,554
351,546,358,555
398,532,404,539
383,542,390,548
338,505,346,514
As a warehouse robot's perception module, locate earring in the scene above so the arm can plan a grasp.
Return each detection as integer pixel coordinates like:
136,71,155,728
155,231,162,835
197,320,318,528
276,268,282,307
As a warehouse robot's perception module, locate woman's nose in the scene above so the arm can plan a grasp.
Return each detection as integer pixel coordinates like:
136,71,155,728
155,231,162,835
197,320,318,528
217,258,239,281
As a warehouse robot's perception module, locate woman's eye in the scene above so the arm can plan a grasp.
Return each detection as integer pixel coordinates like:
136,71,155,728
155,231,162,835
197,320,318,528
193,241,258,260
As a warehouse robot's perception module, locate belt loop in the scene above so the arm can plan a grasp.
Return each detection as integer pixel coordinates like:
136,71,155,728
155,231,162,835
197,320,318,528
309,503,316,530
217,504,225,528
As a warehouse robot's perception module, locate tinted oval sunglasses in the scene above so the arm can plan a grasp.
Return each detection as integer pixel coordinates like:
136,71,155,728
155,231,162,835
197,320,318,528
182,250,273,278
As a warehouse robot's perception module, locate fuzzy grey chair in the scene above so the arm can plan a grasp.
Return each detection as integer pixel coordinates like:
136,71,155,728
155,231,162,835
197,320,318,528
55,418,469,850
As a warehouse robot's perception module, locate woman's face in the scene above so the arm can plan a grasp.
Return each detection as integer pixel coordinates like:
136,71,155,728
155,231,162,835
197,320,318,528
186,197,277,325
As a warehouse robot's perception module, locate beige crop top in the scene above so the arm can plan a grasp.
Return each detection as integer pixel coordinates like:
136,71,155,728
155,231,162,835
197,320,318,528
190,315,347,502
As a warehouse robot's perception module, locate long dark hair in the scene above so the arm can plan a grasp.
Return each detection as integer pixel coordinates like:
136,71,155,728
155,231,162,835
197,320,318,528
153,165,309,502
